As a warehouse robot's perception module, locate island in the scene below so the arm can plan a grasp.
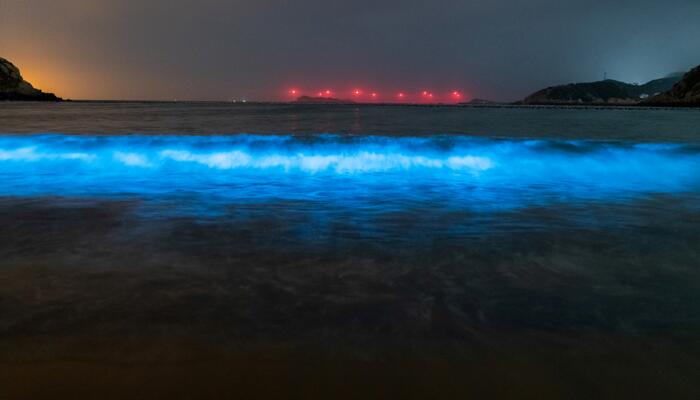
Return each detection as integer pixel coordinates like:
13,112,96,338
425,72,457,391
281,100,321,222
295,96,355,104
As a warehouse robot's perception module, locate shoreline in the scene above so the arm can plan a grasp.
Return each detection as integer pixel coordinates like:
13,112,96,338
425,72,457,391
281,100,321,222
2,99,699,110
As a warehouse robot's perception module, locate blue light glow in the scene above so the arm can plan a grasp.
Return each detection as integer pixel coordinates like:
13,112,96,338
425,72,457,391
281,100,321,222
0,134,698,216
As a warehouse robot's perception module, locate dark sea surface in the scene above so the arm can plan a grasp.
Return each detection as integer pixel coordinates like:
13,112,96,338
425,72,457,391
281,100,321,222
1,102,699,399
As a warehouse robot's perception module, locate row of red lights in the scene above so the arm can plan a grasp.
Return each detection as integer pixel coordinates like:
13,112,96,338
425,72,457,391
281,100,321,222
287,88,465,102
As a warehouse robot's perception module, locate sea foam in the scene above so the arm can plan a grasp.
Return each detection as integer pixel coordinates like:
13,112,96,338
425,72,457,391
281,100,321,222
0,134,698,213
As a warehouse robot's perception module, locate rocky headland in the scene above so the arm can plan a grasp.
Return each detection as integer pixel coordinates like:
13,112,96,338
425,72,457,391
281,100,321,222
0,57,61,101
645,65,700,106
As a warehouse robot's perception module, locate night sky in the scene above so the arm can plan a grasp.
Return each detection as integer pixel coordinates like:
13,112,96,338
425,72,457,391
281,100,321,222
1,0,698,101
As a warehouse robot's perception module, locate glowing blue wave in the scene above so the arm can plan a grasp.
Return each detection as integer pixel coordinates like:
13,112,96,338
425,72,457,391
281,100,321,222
0,134,698,214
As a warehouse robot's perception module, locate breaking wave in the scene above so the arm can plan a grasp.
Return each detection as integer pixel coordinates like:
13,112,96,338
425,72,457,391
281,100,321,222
0,134,698,212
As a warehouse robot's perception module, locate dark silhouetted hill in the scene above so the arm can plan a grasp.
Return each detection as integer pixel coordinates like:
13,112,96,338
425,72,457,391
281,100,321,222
0,57,61,101
645,65,700,106
521,75,680,105
295,96,355,104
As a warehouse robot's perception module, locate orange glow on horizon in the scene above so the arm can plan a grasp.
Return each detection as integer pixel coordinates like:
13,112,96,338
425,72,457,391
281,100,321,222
2,54,150,100
17,66,58,96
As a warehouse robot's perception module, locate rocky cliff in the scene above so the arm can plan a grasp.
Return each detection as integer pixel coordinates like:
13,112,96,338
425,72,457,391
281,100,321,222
645,65,700,106
0,57,61,101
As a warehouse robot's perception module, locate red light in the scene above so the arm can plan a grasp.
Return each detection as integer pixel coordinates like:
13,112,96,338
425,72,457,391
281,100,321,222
286,86,469,102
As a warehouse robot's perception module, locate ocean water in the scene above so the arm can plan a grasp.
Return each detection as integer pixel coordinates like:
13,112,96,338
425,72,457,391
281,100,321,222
1,102,700,398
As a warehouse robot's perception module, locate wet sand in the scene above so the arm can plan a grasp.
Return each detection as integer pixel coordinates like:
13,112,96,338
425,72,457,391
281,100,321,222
2,335,699,399
1,197,699,398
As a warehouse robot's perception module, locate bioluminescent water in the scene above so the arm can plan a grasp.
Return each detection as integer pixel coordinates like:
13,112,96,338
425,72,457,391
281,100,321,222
1,134,699,218
3,105,700,398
